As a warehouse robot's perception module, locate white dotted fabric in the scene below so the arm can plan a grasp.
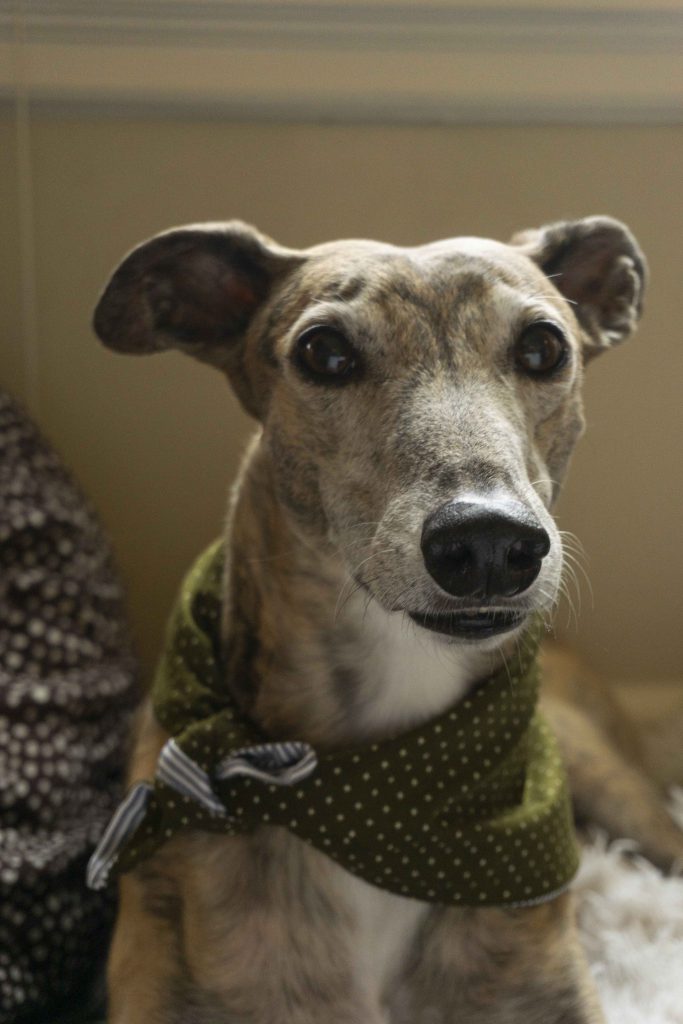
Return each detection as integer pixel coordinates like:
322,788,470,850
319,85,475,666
0,393,137,1021
102,543,578,908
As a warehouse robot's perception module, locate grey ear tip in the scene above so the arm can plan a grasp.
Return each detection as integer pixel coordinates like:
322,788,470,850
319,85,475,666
579,215,647,270
92,290,118,349
92,289,144,354
91,298,110,346
520,213,648,282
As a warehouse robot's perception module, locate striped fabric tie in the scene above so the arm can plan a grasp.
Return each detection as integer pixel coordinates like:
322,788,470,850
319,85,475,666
86,739,317,890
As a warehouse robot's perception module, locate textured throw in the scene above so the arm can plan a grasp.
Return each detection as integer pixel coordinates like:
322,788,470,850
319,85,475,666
88,541,579,906
0,391,138,1022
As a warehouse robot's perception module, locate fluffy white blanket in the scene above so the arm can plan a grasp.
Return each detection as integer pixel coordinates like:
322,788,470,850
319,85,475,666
576,789,683,1024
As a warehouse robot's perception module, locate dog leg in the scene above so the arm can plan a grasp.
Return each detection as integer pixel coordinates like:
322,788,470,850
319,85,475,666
172,831,389,1024
104,703,181,1023
543,695,683,871
107,870,183,1024
391,894,604,1024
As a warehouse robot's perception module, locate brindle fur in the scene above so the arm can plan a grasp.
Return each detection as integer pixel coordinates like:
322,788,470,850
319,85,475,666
95,217,681,1023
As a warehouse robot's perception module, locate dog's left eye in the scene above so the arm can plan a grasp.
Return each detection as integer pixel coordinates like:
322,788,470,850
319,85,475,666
294,327,360,384
515,323,568,377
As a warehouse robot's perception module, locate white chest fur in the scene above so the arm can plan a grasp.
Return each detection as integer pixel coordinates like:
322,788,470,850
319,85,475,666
329,596,494,1007
341,594,489,740
336,865,429,1016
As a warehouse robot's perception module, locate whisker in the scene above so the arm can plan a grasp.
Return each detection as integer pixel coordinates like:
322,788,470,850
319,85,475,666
333,548,395,623
558,530,594,613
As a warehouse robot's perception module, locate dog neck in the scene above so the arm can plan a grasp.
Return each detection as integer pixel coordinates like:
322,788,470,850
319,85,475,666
222,444,505,750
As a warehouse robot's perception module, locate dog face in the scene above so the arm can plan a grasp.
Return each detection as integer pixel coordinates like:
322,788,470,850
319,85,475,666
94,218,645,648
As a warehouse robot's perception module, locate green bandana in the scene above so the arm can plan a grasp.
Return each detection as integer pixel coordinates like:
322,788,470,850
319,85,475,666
87,541,579,906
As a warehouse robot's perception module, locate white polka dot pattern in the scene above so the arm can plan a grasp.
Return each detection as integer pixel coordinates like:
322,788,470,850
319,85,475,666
101,542,579,908
0,393,138,1021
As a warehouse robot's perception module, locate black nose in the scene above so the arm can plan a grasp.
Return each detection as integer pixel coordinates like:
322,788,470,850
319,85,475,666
421,499,551,600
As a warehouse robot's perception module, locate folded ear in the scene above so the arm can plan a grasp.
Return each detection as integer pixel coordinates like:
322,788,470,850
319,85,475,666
93,221,302,416
511,216,647,359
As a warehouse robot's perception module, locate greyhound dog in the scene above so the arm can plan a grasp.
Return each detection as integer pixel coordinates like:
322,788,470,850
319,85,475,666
93,216,683,1024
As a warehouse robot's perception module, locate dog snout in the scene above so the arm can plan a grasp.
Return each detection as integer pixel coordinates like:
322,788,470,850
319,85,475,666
420,499,550,600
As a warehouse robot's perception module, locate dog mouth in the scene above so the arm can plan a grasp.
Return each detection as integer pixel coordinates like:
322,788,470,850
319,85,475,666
408,608,528,640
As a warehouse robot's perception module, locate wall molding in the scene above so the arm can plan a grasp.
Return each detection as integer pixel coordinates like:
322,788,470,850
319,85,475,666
1,2,682,123
3,2,682,54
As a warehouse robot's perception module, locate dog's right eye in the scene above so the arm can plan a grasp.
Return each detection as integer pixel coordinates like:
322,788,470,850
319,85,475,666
293,327,360,384
514,322,569,378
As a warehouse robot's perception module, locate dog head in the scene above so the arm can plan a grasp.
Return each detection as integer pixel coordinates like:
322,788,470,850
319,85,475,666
94,217,645,647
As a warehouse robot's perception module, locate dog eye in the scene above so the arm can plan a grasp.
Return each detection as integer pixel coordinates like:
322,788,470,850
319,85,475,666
294,327,359,383
515,323,568,377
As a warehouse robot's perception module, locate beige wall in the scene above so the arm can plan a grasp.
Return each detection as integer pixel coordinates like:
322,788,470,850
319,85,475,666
2,116,682,682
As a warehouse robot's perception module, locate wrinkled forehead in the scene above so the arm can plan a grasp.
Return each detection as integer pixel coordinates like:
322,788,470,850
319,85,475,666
298,236,568,324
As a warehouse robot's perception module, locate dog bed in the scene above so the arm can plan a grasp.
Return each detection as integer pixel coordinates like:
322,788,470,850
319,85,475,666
575,789,683,1024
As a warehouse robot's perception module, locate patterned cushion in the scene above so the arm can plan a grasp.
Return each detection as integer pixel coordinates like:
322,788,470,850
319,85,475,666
0,392,138,1022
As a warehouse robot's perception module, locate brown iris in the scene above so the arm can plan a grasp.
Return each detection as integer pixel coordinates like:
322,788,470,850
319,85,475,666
515,322,568,377
294,327,359,384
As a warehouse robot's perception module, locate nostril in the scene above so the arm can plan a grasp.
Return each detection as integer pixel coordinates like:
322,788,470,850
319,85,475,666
507,542,533,574
502,531,550,596
424,540,479,598
422,531,484,600
533,531,551,559
506,538,547,574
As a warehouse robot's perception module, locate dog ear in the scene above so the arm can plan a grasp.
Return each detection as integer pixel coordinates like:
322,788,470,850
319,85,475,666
93,221,302,416
511,216,647,359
